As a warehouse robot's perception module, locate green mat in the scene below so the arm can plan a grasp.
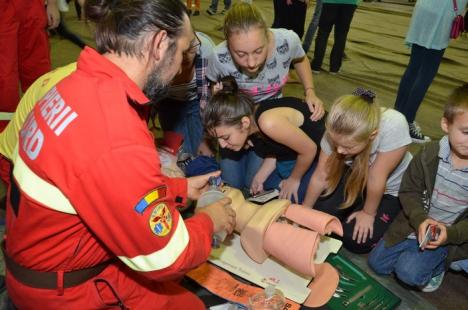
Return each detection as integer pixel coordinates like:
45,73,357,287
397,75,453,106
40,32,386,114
325,254,401,310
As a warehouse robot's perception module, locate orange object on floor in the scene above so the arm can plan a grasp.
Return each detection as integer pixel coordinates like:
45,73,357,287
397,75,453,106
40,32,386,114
187,262,301,310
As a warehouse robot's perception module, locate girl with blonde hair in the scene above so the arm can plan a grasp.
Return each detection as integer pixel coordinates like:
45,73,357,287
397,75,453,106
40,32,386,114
304,88,413,253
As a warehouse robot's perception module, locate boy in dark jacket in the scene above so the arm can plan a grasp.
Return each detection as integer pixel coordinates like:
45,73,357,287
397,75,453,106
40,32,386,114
368,84,468,292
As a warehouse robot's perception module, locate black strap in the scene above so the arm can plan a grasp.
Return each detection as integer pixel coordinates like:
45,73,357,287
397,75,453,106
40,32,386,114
2,242,111,290
8,164,19,217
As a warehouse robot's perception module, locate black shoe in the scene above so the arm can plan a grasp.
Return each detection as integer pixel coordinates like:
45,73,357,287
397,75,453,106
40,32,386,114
409,122,431,143
193,10,200,16
311,67,322,74
206,8,216,15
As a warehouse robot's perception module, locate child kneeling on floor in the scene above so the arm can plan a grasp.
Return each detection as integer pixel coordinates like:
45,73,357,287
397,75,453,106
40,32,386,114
368,84,468,292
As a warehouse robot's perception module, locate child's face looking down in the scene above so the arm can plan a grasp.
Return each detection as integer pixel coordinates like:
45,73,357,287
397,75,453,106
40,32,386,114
442,111,468,160
228,27,269,77
327,131,370,157
213,119,251,151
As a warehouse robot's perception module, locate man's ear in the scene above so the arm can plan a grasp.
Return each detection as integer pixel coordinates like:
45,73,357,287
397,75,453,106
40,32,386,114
441,117,449,134
149,30,169,62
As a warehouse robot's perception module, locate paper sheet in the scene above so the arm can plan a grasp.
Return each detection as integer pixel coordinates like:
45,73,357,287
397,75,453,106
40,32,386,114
209,234,342,303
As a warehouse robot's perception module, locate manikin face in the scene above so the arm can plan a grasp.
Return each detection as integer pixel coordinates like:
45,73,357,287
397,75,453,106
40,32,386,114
228,27,269,77
327,131,371,157
143,15,193,98
441,111,468,160
213,117,251,151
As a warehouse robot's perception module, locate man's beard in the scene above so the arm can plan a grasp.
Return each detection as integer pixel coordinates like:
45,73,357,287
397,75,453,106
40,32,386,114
143,45,176,101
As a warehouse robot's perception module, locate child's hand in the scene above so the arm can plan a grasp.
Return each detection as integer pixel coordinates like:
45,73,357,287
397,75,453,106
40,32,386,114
347,210,375,244
305,93,325,121
426,223,447,250
418,218,448,250
250,179,264,196
279,177,300,202
418,218,438,248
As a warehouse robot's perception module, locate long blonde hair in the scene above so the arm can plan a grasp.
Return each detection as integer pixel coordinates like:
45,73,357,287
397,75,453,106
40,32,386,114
323,94,381,209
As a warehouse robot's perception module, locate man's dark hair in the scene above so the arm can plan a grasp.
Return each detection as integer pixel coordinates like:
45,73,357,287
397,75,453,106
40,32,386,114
85,0,187,57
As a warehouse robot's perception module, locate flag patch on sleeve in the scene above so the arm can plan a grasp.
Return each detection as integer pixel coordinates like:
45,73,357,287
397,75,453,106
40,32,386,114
134,186,167,214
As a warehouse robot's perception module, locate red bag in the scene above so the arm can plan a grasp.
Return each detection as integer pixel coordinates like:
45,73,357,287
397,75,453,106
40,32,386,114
450,0,465,39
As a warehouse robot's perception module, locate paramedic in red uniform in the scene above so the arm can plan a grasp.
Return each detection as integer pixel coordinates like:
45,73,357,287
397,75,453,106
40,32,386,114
0,0,60,131
3,0,235,309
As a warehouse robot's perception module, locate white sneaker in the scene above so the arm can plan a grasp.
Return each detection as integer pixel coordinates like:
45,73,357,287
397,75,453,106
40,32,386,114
421,271,445,292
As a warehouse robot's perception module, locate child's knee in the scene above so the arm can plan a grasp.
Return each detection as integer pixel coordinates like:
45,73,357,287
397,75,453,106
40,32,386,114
368,242,388,274
394,253,430,286
342,232,380,254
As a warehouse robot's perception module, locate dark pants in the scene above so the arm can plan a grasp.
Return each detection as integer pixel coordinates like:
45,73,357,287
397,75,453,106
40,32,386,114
272,0,307,39
394,44,445,123
311,3,356,72
313,171,401,254
56,14,86,49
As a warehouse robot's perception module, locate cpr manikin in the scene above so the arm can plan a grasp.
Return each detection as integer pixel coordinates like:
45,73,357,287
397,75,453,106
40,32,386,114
222,186,343,308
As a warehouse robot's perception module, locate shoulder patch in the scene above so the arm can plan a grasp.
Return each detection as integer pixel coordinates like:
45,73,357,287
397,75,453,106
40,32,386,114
134,186,167,214
149,203,172,237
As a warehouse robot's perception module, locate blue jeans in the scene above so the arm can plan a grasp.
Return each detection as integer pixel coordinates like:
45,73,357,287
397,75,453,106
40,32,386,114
209,0,231,12
263,159,317,204
302,0,323,53
450,259,468,273
394,44,445,123
368,239,448,287
220,148,263,191
156,98,203,156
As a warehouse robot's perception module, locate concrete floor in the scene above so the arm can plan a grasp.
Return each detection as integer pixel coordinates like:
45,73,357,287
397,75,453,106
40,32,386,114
1,0,467,309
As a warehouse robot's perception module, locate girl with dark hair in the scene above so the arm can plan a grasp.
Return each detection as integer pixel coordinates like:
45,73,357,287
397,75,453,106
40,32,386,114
204,77,325,203
304,89,413,254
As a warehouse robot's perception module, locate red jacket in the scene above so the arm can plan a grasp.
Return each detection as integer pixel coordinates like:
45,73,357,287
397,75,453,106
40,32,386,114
6,48,212,309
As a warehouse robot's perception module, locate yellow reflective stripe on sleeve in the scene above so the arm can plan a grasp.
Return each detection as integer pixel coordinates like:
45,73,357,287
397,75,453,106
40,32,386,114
118,217,190,272
13,148,77,215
